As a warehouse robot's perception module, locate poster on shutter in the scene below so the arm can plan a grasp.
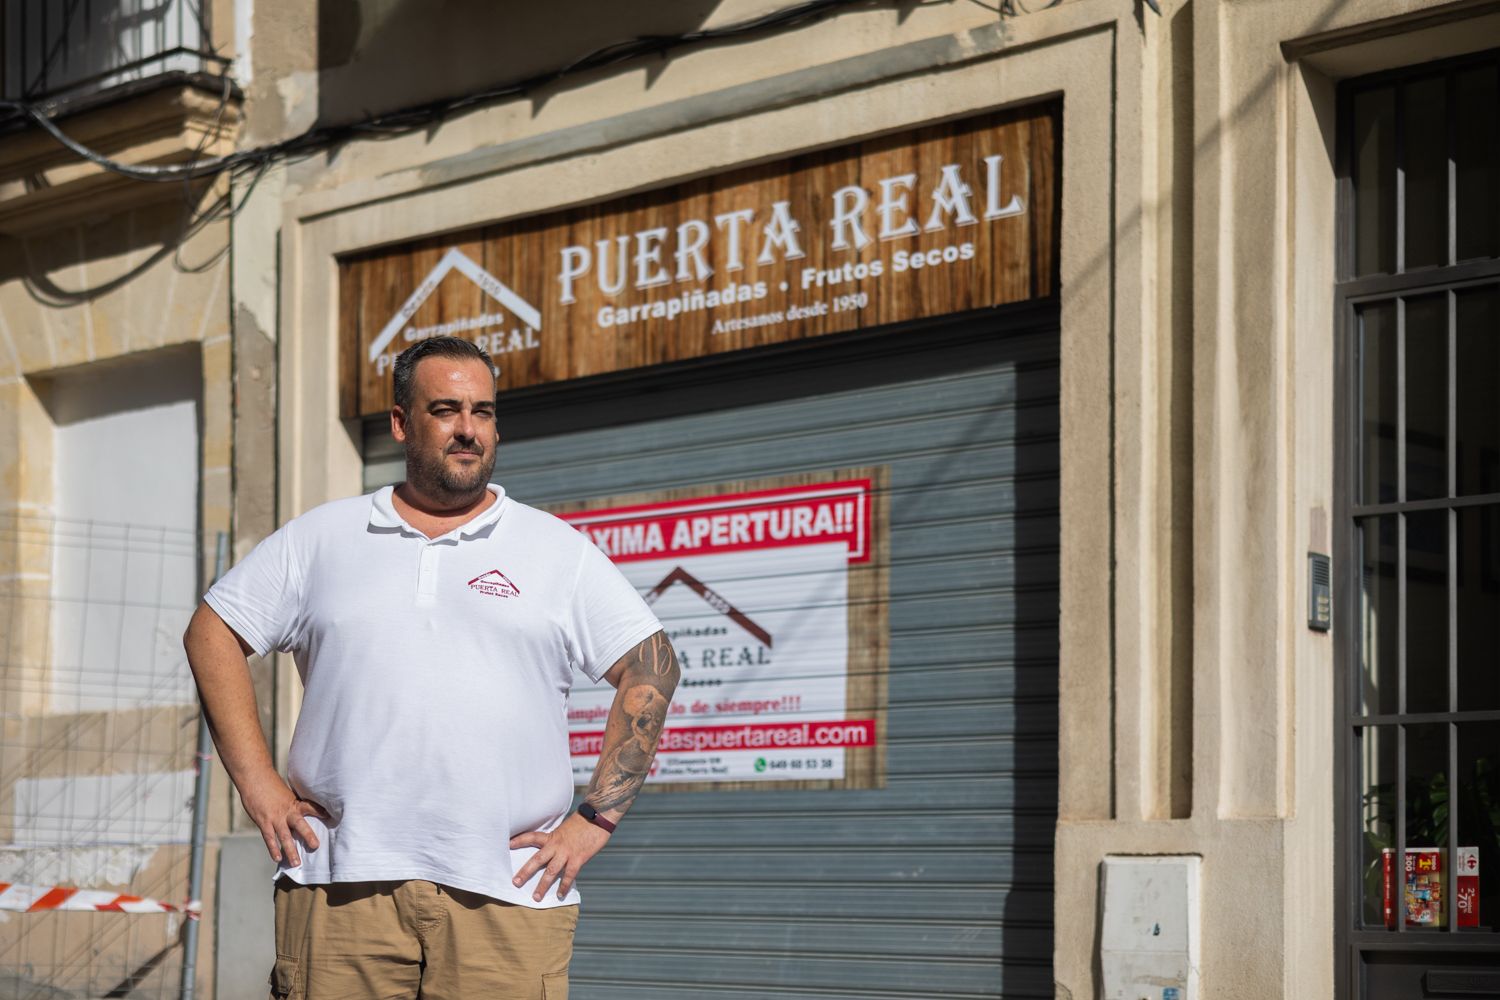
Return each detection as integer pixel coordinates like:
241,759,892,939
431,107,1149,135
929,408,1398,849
553,468,888,791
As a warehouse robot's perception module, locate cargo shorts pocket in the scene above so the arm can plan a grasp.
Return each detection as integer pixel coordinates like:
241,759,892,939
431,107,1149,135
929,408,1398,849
268,954,301,999
542,970,568,1000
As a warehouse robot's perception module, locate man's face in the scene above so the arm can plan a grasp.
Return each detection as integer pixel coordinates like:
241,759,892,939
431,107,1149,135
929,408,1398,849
391,356,498,505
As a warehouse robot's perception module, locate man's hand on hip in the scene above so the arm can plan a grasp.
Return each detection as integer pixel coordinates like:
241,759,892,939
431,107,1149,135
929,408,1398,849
510,814,611,902
240,769,329,867
510,633,680,903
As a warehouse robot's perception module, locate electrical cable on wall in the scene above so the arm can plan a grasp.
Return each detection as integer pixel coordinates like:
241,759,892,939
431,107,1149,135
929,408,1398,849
0,0,874,187
1,0,1102,297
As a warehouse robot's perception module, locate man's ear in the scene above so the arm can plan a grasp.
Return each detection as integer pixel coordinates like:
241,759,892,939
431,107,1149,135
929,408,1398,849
390,406,408,443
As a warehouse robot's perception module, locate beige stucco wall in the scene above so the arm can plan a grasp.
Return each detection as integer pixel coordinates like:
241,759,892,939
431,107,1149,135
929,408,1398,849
0,188,236,993
0,195,235,672
246,0,1500,997
0,2,248,980
0,10,268,1000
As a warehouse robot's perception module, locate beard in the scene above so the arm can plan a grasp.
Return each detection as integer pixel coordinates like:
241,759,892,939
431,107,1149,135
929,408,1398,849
405,440,496,507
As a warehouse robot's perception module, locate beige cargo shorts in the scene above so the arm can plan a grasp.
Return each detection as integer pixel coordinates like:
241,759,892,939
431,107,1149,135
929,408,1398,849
269,878,576,1000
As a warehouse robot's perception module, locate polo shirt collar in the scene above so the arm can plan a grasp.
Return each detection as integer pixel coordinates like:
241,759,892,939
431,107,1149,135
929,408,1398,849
369,484,508,541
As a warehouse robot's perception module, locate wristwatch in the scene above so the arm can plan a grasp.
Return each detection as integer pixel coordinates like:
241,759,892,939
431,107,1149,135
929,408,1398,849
576,802,616,833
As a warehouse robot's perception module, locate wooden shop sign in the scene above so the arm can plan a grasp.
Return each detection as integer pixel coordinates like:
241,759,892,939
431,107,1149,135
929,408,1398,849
338,101,1058,417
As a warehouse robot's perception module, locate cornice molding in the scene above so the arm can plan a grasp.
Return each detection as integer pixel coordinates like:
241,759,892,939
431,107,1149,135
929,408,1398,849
0,84,241,236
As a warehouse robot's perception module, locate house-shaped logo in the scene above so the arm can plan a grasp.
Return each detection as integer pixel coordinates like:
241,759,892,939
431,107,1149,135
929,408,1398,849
644,567,772,647
468,569,521,599
367,248,542,372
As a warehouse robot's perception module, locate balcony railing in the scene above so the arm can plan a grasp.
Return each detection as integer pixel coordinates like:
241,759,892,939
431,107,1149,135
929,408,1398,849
2,0,227,105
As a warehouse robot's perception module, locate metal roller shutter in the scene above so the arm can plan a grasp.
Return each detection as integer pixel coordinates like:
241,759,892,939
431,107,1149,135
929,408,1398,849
363,313,1059,999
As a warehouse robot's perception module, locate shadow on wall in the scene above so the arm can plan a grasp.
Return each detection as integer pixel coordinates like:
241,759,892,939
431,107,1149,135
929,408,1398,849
0,188,225,307
315,0,729,130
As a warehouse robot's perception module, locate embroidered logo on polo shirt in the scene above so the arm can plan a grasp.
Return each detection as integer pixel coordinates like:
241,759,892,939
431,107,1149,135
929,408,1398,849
468,570,520,598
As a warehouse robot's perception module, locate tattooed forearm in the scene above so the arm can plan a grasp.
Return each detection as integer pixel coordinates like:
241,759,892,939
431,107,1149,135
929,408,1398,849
585,631,680,816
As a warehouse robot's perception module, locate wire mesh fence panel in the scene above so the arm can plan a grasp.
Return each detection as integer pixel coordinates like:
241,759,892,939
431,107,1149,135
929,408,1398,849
0,513,200,1000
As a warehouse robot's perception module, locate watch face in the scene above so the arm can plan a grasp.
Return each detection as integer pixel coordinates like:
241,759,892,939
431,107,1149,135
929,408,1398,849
579,803,596,820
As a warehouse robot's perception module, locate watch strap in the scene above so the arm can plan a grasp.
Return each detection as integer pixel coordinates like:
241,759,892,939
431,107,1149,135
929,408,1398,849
577,802,616,833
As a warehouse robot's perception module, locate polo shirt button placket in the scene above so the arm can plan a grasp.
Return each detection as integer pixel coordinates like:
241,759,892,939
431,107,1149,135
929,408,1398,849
416,542,441,607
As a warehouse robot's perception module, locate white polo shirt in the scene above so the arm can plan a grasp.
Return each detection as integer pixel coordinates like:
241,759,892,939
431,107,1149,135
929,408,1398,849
203,484,660,908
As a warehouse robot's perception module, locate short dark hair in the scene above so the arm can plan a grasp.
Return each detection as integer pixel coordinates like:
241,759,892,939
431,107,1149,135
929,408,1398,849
392,337,496,413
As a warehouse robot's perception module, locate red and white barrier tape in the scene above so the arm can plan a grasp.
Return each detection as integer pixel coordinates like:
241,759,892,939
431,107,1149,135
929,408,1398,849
0,882,200,917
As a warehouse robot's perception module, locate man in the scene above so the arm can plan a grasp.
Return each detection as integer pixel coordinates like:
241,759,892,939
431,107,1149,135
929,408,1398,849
183,336,679,999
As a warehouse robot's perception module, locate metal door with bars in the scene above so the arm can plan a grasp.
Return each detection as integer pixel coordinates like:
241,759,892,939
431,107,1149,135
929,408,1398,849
1336,47,1500,1000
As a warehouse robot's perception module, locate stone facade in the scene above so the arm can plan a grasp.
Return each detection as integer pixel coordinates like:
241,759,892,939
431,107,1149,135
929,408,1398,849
4,1,1497,995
